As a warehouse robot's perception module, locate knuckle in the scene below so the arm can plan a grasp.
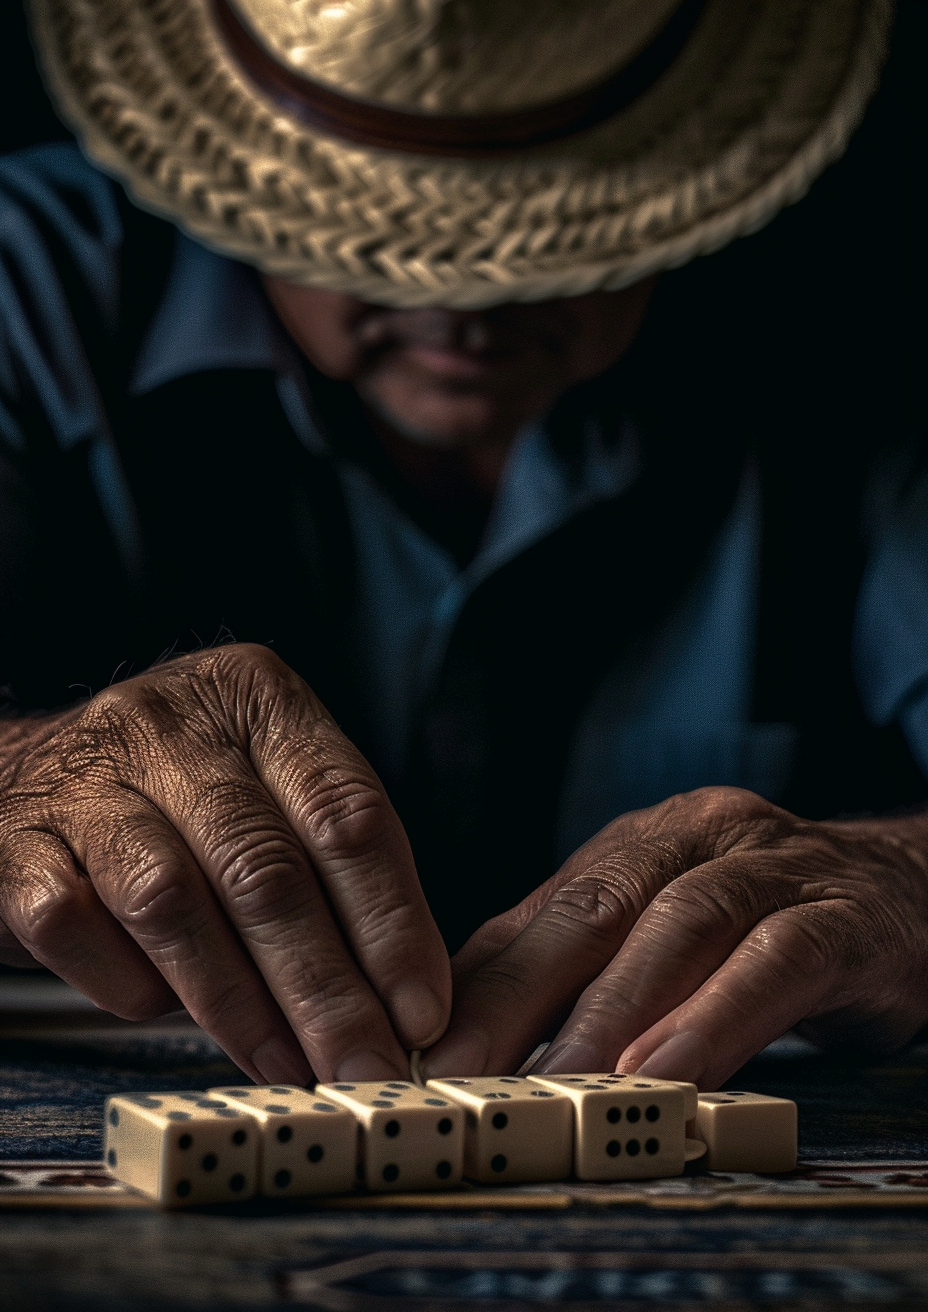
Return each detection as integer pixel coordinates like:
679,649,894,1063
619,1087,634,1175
294,976,367,1029
190,974,277,1039
302,773,391,857
753,906,834,974
66,683,178,783
192,778,263,837
47,712,131,786
277,962,384,1046
90,645,288,748
83,682,169,747
348,888,420,955
192,785,314,922
547,846,667,939
547,874,630,941
15,878,84,960
151,640,279,685
210,643,292,701
766,905,860,974
117,856,190,930
87,680,148,721
651,870,755,934
469,958,539,1009
668,785,780,844
102,817,193,929
216,641,284,675
218,842,317,935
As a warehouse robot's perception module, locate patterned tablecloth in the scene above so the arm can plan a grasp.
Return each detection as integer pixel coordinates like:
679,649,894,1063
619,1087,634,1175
2,975,927,1311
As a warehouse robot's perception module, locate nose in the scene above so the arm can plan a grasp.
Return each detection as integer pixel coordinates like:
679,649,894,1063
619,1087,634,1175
357,308,494,352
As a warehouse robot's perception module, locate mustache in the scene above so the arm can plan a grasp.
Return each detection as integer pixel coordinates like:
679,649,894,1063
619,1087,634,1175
353,307,562,355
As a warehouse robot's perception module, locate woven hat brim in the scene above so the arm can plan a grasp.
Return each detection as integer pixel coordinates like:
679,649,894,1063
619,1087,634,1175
28,0,893,309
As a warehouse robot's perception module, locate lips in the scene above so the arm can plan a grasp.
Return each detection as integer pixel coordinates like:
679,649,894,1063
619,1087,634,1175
398,344,504,381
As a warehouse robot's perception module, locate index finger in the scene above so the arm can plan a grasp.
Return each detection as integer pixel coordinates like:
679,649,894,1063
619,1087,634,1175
239,648,452,1050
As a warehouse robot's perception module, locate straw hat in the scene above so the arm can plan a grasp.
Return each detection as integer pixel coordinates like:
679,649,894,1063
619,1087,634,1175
28,0,893,308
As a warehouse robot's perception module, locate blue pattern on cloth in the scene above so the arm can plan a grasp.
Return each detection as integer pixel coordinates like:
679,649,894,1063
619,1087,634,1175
2,145,928,862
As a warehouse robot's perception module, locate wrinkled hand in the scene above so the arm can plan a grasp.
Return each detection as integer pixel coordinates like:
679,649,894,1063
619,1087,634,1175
422,787,928,1089
0,645,450,1084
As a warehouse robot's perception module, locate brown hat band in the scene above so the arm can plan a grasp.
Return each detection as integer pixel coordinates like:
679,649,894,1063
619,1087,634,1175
213,0,707,157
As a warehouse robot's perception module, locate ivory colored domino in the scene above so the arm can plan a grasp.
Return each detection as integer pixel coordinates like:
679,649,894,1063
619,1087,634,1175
316,1080,464,1192
208,1085,357,1197
528,1073,692,1180
427,1076,573,1184
103,1092,257,1206
661,1080,699,1119
694,1091,798,1172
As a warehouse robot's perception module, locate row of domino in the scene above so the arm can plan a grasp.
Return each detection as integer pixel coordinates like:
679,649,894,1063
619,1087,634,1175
103,1074,797,1207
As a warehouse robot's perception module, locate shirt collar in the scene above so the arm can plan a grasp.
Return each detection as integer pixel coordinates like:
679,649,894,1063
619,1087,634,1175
130,234,285,394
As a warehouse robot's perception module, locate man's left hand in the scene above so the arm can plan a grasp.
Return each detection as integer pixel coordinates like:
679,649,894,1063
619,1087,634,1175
421,787,928,1088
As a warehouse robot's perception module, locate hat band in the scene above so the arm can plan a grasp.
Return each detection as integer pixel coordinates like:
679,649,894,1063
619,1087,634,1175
213,0,707,157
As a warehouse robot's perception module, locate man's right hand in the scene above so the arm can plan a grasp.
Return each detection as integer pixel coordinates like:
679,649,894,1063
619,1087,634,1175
0,644,450,1084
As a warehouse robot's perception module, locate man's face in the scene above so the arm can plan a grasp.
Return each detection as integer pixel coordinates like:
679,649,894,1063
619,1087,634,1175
263,278,655,450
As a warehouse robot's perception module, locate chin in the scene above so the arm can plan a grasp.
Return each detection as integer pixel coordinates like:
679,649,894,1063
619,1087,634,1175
362,382,508,449
389,419,499,452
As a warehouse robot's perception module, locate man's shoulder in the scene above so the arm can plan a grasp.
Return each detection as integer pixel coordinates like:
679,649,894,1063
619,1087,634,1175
0,142,176,327
0,142,124,248
0,143,180,408
0,144,174,454
0,140,115,188
0,143,129,350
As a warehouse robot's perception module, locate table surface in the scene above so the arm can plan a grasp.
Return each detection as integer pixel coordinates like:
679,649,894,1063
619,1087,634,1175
2,974,927,1311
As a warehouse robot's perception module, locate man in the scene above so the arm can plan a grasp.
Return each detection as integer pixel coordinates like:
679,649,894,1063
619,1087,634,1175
0,0,925,1092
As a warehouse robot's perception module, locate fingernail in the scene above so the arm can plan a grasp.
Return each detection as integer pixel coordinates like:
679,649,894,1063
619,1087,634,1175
531,1039,602,1076
626,1030,711,1084
419,1030,490,1080
389,982,447,1049
251,1037,314,1086
334,1050,406,1082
